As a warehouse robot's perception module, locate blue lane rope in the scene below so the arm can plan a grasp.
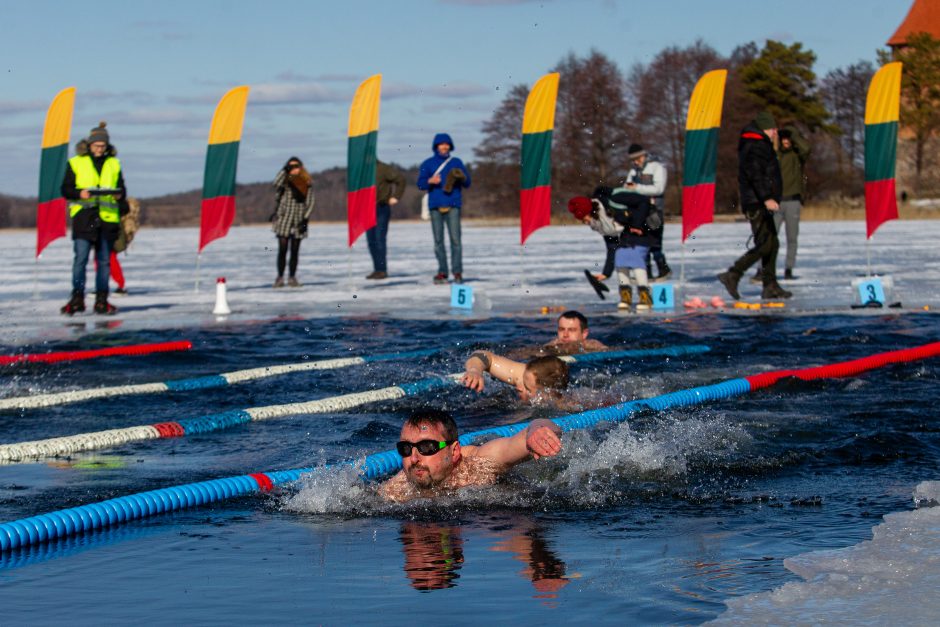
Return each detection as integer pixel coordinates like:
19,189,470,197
0,374,742,552
0,348,441,411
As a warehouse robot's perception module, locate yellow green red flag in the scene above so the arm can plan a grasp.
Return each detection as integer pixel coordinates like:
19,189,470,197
520,72,559,245
37,87,75,257
681,69,726,243
864,62,902,239
199,86,250,252
347,74,381,247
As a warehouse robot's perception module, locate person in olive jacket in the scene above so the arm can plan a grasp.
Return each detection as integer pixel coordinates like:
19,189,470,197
718,111,791,301
775,126,811,279
366,160,407,279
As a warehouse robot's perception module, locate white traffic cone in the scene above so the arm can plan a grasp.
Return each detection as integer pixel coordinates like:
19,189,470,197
213,277,231,315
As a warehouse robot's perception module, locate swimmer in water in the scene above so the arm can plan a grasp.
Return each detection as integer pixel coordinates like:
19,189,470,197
461,351,569,405
541,310,608,355
380,409,562,503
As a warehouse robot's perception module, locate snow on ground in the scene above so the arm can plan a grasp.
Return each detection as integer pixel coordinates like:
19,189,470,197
0,218,937,345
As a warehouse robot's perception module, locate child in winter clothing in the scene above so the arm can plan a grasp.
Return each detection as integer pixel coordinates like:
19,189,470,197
592,187,656,311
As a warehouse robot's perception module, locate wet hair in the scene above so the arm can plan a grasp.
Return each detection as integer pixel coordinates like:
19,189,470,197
404,409,459,442
558,310,588,331
525,356,570,393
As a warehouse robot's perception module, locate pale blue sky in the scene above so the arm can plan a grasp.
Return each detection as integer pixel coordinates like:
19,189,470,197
0,0,910,197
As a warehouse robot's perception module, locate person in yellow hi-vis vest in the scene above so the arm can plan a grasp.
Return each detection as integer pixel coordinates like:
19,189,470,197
60,122,129,315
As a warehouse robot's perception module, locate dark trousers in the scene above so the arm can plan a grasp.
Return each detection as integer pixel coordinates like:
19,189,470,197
366,203,391,273
277,236,302,278
730,205,779,285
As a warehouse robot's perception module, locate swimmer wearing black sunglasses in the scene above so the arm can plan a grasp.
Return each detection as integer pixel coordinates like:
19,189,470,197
380,409,562,503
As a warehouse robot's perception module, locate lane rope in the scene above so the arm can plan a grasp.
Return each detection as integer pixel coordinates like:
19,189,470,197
0,341,937,551
0,341,192,366
0,348,438,411
0,345,709,462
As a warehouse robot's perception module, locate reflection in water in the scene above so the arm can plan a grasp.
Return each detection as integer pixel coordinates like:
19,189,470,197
399,522,465,591
398,519,570,601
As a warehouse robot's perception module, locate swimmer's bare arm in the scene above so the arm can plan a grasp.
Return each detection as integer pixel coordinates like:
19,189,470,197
476,419,562,465
461,351,527,393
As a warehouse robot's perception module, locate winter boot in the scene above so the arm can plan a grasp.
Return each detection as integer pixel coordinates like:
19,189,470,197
784,268,795,280
761,283,792,300
618,286,633,311
717,271,742,300
60,290,85,315
636,286,653,311
93,291,117,315
656,260,672,282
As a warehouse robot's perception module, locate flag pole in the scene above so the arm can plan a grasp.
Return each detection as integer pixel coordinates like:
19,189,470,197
194,253,202,293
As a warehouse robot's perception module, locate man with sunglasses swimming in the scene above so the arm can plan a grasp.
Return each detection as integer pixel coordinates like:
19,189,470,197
380,409,562,502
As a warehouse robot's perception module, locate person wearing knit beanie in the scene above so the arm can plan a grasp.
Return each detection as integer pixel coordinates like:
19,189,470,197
87,121,110,146
754,111,776,131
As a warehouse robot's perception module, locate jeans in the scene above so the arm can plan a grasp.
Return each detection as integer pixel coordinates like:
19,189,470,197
730,205,779,286
774,199,801,271
72,237,112,294
366,203,391,272
430,207,462,275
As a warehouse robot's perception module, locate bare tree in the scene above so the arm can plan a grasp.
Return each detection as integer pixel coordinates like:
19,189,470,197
629,40,724,213
820,61,874,195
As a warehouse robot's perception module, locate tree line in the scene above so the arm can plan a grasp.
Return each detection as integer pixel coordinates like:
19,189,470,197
472,36,940,219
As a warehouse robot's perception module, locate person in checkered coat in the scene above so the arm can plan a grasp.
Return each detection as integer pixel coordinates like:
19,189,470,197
271,156,315,287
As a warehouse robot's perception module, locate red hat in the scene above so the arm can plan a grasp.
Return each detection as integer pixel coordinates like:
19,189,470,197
567,196,593,220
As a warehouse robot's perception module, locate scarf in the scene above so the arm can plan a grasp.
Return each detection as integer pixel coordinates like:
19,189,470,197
287,168,312,203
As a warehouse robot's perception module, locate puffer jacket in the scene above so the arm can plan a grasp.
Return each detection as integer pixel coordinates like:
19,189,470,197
737,122,781,209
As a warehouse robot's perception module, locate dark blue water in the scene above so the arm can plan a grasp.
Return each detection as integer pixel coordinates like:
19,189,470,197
0,312,938,624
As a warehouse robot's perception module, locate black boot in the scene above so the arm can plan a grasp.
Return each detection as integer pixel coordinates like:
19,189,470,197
60,290,85,315
94,291,117,315
717,271,742,300
656,259,672,281
761,283,792,299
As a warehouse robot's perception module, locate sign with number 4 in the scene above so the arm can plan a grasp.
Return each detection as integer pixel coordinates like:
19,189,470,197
451,284,474,309
652,284,674,310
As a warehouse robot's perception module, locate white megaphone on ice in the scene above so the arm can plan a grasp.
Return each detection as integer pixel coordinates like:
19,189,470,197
213,277,231,315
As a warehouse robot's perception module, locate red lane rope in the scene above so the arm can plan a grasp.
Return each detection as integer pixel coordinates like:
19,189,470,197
746,341,940,390
250,473,274,492
0,341,192,366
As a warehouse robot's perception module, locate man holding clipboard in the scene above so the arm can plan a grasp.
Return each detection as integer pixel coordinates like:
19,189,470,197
60,121,128,315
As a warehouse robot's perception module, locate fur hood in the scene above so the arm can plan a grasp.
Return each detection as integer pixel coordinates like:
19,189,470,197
74,139,118,158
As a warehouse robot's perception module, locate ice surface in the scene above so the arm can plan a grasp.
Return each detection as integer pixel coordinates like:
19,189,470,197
713,481,940,625
1,218,937,345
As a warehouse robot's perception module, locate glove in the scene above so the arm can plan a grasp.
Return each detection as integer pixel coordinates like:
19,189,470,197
297,220,308,235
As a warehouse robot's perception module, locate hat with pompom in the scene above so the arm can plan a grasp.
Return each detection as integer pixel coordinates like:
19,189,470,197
87,121,109,145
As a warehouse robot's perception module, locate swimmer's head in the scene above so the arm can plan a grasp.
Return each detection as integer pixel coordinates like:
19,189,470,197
519,356,570,404
557,311,589,343
399,410,461,489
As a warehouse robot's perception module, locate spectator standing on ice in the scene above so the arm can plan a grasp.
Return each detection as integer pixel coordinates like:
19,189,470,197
717,111,791,301
417,133,471,284
271,157,315,288
775,126,811,280
60,121,128,316
365,160,406,280
625,144,671,281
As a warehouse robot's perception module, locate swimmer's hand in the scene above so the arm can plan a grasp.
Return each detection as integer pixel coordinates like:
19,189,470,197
461,368,486,392
525,419,562,460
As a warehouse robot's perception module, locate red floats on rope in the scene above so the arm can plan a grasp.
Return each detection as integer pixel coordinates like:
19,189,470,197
0,340,193,366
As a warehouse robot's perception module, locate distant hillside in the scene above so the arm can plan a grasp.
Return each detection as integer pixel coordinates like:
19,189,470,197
0,162,527,228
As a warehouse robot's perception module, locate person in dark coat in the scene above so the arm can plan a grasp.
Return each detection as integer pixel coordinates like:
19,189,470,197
717,112,792,300
365,160,406,279
593,186,657,311
271,157,315,288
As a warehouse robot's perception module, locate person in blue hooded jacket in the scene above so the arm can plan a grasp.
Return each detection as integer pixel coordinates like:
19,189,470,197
417,133,471,284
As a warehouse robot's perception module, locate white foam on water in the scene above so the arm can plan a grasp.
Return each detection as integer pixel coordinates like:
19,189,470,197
712,481,940,625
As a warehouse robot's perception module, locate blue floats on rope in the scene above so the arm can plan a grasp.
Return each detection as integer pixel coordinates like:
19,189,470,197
0,344,717,550
563,345,710,363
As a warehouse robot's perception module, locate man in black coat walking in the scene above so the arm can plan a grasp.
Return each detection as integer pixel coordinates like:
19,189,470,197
717,111,792,300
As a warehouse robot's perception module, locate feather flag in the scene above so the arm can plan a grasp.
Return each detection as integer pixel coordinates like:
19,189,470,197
681,69,727,243
347,74,382,247
199,86,250,252
864,62,902,239
36,87,76,257
520,72,559,245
